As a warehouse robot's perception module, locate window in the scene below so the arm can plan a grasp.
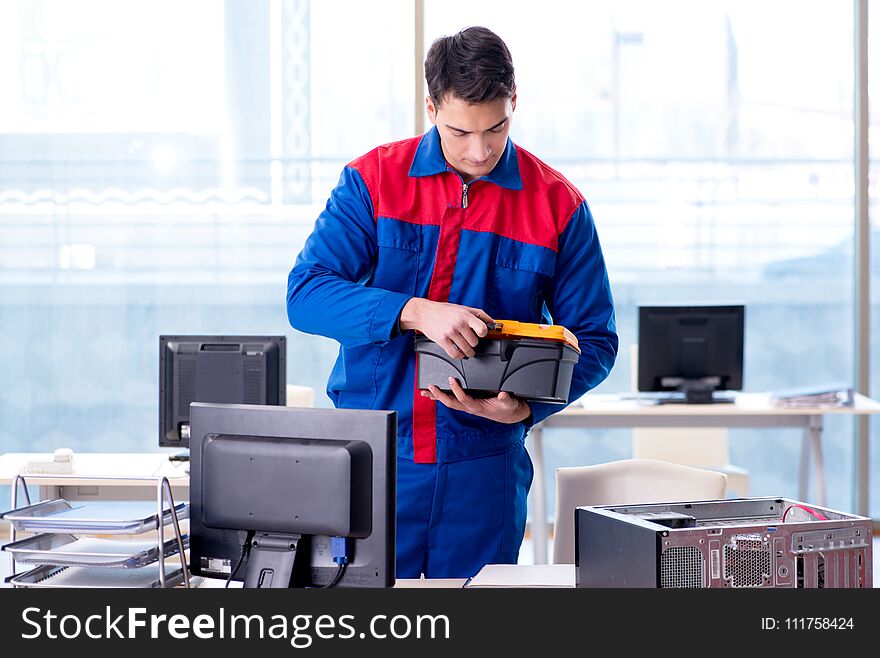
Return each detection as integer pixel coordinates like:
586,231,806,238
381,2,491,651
0,0,874,521
0,0,414,456
428,1,858,513
868,0,879,518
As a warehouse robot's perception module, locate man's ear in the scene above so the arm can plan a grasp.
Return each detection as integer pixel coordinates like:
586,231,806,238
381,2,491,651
511,89,517,113
425,96,438,126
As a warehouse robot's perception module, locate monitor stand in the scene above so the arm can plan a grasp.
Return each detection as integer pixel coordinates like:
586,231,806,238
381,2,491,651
244,533,310,588
654,380,735,405
654,394,735,406
169,423,191,461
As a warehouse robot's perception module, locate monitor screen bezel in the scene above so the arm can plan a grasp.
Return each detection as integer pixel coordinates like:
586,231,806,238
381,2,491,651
637,304,745,395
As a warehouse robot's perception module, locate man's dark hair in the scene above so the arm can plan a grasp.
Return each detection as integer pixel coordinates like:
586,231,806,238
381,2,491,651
425,26,515,106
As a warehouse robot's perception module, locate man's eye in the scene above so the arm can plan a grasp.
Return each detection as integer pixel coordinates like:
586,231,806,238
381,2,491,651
490,126,505,133
452,132,466,137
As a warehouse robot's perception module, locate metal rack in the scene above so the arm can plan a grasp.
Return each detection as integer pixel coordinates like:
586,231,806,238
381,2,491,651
2,473,190,588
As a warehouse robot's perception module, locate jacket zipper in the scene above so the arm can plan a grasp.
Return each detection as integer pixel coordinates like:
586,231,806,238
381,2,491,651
462,183,469,209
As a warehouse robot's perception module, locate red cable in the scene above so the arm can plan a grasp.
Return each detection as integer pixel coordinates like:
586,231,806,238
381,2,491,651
781,503,828,522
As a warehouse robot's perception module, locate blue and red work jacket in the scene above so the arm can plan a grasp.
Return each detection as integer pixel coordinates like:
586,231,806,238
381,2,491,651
287,127,618,464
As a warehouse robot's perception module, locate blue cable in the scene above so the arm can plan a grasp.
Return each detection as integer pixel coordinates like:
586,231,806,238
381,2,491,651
331,536,350,565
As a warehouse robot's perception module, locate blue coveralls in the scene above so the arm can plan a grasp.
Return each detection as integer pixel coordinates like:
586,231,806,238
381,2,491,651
287,127,617,578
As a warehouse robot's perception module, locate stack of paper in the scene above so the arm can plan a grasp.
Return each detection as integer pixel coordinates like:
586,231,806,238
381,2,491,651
770,384,854,408
463,564,574,588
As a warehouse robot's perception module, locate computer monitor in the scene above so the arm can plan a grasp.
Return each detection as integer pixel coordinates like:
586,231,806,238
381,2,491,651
637,304,745,404
188,402,396,588
159,335,286,449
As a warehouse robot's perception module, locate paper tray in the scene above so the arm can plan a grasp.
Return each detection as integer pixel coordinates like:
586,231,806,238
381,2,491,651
3,533,189,568
7,563,186,588
1,499,189,534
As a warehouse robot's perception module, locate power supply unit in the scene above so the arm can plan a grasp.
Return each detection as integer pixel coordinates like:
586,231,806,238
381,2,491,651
575,497,872,588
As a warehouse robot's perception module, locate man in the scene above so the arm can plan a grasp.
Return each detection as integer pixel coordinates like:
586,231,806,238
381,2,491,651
287,26,617,578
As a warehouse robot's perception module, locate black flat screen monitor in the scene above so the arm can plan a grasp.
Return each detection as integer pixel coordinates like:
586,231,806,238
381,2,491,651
159,335,286,448
189,402,396,588
637,304,745,404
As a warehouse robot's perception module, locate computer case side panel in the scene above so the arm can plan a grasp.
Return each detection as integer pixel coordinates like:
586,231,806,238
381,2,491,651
575,506,662,587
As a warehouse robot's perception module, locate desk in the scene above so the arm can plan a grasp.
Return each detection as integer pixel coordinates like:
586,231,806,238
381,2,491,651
526,392,880,565
199,577,469,588
198,564,574,588
0,452,189,503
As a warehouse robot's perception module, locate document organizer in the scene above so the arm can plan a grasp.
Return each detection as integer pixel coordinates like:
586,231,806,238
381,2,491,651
2,474,191,588
4,533,189,569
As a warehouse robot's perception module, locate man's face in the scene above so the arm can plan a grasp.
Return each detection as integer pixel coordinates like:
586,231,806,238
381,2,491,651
426,92,516,182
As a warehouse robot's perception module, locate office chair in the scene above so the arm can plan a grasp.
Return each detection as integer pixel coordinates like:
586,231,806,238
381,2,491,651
632,428,750,497
552,458,727,564
286,384,315,408
629,343,750,497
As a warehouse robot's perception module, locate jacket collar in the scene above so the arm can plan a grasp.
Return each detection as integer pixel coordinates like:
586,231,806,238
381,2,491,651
408,126,523,191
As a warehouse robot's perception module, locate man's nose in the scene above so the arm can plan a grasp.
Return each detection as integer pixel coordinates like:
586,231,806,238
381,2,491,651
468,137,491,161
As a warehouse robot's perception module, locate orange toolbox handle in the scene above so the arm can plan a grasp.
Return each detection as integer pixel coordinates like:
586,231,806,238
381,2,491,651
486,320,580,353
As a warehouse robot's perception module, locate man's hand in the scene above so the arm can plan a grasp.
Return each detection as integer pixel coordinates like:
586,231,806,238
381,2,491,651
421,377,532,424
400,298,494,359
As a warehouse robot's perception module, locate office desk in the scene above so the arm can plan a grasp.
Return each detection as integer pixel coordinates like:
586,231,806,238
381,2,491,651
198,564,574,588
0,452,189,504
527,392,880,565
199,577,469,589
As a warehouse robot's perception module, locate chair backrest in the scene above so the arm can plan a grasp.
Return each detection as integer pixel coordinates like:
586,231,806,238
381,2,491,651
552,458,727,564
286,384,315,408
632,427,731,465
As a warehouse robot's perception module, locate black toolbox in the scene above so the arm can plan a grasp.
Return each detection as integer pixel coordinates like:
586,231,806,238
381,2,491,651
414,320,580,404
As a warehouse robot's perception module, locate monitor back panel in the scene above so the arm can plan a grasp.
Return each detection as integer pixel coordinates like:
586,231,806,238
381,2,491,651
159,335,286,447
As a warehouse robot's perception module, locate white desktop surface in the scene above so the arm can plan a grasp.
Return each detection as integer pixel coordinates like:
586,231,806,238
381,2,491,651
0,452,190,513
0,452,189,488
575,392,880,416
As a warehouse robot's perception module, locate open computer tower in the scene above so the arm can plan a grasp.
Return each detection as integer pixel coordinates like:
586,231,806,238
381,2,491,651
575,497,872,588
